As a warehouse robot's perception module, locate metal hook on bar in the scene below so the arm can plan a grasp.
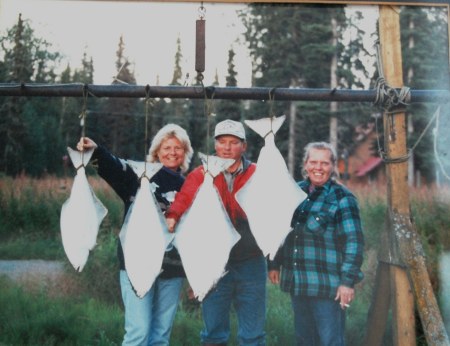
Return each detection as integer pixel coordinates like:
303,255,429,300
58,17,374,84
198,1,206,19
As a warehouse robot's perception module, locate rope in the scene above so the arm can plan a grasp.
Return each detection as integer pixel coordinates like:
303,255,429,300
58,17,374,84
79,84,88,165
204,84,215,156
373,77,411,112
375,106,441,164
79,84,88,139
373,42,411,112
263,88,276,140
143,85,152,178
373,41,412,164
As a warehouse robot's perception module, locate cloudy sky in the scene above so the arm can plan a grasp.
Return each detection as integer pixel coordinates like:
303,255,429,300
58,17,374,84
0,0,252,86
0,1,382,88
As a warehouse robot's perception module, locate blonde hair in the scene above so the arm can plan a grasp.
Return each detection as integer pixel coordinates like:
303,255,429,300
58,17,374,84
301,141,339,180
147,124,193,173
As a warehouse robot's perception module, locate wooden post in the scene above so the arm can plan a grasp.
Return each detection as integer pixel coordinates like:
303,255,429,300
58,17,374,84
374,6,450,346
378,7,416,345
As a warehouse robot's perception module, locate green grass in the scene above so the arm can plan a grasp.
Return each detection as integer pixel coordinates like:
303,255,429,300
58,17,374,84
0,277,123,346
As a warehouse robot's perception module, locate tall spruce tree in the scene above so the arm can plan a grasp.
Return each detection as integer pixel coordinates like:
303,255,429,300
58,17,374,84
101,36,140,159
215,47,243,125
61,51,97,154
400,7,449,182
168,35,189,130
240,4,349,177
0,14,61,176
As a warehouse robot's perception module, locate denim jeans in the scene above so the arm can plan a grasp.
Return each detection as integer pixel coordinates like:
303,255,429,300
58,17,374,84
291,295,346,346
120,270,184,346
200,255,267,346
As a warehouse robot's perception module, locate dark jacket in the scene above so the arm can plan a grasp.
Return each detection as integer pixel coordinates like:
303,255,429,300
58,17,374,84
93,145,186,279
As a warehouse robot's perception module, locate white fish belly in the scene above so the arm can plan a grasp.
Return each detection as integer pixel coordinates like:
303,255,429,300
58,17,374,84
174,178,240,301
236,144,306,259
121,180,172,298
60,171,107,271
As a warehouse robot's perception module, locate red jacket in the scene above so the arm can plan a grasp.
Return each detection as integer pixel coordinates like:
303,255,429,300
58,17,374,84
166,157,262,261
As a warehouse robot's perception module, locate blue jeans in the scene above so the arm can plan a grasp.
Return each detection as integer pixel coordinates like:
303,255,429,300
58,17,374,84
291,295,346,346
120,270,184,346
200,255,267,346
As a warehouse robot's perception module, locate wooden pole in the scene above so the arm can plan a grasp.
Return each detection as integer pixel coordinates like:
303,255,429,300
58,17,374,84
378,7,416,345
378,6,450,346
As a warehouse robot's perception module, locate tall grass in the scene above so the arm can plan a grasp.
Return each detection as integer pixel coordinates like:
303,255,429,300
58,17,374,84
0,277,123,346
0,174,123,260
1,177,450,345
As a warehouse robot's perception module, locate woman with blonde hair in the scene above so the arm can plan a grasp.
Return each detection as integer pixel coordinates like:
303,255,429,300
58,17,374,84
77,123,193,346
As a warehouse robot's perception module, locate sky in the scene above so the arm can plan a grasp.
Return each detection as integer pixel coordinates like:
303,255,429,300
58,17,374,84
0,0,252,86
0,0,381,88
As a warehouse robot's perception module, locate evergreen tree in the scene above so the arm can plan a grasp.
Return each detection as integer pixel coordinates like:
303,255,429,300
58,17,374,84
215,47,243,124
167,35,189,131
61,51,97,154
240,4,350,177
0,14,61,176
101,36,140,159
400,7,449,182
171,36,183,86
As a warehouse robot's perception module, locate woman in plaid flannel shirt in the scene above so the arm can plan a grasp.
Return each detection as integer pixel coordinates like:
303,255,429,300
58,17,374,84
269,142,364,346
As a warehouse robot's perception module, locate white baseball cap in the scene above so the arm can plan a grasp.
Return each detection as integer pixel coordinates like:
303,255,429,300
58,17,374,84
214,119,246,140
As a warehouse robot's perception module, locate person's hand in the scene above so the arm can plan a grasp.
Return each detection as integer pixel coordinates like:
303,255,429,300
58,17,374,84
335,285,354,310
166,218,177,233
76,137,97,152
268,270,280,284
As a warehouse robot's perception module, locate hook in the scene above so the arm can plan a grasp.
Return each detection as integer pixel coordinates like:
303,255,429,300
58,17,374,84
80,84,89,125
198,1,206,19
79,84,89,164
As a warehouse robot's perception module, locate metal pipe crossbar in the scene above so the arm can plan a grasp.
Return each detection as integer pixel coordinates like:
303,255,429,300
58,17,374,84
0,83,449,103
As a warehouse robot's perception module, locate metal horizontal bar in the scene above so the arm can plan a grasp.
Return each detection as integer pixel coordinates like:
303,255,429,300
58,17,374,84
0,83,449,103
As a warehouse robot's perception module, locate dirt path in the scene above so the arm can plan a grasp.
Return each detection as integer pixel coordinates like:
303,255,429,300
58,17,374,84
0,259,64,281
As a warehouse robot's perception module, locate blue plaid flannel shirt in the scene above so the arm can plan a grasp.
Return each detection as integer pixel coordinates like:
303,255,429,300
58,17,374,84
270,179,364,299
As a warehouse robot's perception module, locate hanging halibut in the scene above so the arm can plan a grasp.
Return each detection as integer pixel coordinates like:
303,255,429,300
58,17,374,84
173,153,241,301
236,115,307,260
60,147,108,272
120,160,173,298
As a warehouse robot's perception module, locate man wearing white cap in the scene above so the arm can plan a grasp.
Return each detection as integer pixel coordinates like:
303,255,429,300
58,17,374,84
166,119,267,346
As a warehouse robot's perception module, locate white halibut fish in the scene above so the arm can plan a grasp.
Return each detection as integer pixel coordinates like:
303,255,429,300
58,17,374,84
120,160,173,298
60,147,108,272
173,153,241,301
236,115,307,259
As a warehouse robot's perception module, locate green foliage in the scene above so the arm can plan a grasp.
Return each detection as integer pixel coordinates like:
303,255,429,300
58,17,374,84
0,183,63,237
171,36,183,86
0,14,62,176
0,277,123,345
215,48,243,124
265,284,295,344
0,235,63,260
62,230,121,304
398,7,450,182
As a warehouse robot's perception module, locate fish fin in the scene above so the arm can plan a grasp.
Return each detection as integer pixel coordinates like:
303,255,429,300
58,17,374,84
67,147,94,169
244,115,286,138
198,152,235,178
127,160,163,179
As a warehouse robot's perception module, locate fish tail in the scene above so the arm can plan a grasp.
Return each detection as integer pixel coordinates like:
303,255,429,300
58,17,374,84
67,147,94,169
199,152,234,178
244,115,286,138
